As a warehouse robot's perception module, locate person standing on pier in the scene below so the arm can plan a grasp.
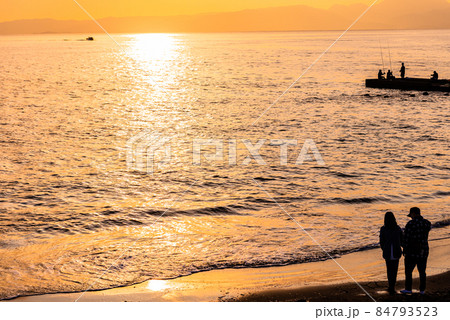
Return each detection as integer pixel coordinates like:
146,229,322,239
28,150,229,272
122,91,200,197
400,63,406,79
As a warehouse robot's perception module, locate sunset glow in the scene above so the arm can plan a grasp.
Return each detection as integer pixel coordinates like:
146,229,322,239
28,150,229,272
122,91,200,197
2,0,450,34
1,0,377,22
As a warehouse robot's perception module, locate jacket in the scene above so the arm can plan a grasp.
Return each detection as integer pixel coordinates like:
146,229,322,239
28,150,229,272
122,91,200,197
403,216,431,258
380,225,403,260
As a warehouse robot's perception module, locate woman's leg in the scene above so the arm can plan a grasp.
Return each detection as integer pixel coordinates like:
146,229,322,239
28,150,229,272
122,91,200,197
391,259,399,291
385,260,396,292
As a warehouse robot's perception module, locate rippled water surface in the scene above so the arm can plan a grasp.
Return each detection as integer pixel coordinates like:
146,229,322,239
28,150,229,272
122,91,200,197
0,30,449,299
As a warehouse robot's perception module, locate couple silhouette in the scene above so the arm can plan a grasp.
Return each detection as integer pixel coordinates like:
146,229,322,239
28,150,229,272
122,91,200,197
380,207,431,295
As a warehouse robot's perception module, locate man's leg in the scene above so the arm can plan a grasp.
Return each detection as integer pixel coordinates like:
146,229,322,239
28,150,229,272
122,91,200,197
417,257,428,292
404,255,416,292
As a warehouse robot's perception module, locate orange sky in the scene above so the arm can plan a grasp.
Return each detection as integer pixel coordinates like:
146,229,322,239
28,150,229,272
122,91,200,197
0,0,377,22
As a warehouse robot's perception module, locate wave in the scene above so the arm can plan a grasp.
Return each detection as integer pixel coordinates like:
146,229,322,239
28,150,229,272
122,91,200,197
181,205,242,216
0,242,381,301
330,171,360,178
433,191,450,197
98,205,245,220
253,177,277,182
432,218,450,229
328,196,390,204
405,165,427,169
244,195,312,204
3,220,450,301
158,205,242,217
0,205,248,235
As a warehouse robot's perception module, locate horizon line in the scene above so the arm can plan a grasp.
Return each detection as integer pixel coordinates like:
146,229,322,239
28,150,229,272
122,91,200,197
1,28,449,37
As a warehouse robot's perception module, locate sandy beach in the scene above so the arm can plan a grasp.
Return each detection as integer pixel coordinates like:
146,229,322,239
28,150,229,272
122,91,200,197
9,237,449,302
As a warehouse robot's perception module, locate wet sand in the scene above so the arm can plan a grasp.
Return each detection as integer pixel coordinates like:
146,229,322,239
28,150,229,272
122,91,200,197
10,238,450,302
235,271,450,302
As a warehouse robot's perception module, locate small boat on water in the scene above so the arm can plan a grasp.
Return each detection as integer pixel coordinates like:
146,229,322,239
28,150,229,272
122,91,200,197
86,37,94,41
366,78,450,92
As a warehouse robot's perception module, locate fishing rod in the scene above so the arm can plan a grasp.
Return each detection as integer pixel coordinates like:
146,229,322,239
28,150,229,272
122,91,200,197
379,39,385,73
388,42,393,72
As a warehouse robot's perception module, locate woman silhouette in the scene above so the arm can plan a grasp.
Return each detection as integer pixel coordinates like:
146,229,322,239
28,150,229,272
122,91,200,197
380,212,403,294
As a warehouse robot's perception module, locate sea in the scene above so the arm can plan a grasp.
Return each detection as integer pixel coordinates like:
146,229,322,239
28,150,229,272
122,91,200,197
0,29,449,300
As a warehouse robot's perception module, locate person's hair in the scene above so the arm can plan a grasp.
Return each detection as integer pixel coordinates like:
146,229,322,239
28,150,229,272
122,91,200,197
384,211,398,229
410,207,421,216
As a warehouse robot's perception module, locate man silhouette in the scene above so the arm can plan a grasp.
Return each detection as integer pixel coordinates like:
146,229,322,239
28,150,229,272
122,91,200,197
401,207,431,295
431,71,439,80
387,70,395,80
400,63,406,79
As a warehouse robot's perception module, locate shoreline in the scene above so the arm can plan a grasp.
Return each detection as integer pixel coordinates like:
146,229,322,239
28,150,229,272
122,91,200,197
234,271,450,302
9,238,449,302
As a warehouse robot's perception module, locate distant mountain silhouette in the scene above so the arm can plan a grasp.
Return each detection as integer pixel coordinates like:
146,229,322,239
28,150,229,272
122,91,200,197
1,0,449,34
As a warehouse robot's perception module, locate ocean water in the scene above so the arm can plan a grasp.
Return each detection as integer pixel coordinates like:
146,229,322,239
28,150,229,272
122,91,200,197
0,30,449,300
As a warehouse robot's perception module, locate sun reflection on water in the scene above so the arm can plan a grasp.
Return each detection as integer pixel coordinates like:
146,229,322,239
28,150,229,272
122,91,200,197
124,33,189,122
147,280,168,291
128,33,178,64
